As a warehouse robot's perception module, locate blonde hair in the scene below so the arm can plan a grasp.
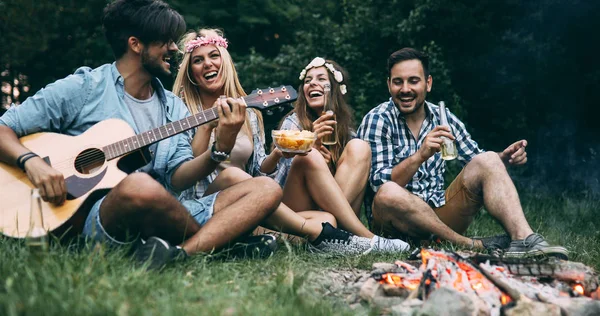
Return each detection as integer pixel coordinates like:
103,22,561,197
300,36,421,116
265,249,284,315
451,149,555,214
173,28,263,143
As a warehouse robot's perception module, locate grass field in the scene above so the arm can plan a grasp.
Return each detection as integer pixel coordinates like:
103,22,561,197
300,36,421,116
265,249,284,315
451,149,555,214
1,191,599,315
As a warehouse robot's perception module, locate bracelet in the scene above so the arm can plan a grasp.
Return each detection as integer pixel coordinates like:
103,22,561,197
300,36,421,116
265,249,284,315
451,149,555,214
16,152,39,172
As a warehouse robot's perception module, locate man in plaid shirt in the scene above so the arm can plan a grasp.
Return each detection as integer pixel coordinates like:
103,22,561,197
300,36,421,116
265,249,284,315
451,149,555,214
357,48,567,259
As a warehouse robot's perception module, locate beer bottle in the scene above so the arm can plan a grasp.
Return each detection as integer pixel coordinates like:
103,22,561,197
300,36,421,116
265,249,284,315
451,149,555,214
439,101,458,160
321,83,337,145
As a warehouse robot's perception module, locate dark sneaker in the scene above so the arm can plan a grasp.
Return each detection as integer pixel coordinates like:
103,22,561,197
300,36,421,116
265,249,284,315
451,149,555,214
220,234,278,259
504,233,569,260
472,234,512,251
310,223,410,255
133,236,188,270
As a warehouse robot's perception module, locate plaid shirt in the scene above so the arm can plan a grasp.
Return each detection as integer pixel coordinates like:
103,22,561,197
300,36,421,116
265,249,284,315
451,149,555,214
357,99,483,217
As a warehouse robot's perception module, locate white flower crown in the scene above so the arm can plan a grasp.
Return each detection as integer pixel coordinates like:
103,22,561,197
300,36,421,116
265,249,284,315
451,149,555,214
299,57,347,95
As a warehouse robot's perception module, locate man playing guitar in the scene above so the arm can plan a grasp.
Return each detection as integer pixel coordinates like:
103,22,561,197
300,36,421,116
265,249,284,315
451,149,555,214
0,0,283,269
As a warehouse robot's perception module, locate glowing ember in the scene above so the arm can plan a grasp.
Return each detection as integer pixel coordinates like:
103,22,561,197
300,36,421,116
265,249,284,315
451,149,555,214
573,284,585,296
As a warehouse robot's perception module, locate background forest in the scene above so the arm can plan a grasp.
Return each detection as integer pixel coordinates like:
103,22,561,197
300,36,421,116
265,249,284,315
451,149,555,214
2,0,599,195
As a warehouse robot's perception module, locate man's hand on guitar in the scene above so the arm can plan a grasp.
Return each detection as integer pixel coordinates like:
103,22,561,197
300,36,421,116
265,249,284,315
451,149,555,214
215,96,246,153
25,157,67,205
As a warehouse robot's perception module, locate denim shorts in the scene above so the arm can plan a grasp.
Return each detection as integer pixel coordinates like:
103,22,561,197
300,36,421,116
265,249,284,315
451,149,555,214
82,192,219,245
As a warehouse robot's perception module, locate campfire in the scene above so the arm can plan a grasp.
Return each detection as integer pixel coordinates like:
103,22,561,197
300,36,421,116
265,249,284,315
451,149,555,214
360,249,600,315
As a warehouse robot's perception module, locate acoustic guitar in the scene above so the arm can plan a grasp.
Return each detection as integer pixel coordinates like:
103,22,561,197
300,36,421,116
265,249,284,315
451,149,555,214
0,86,297,238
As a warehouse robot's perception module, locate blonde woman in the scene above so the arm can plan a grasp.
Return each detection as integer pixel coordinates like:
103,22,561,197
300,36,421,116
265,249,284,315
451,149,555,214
174,29,406,254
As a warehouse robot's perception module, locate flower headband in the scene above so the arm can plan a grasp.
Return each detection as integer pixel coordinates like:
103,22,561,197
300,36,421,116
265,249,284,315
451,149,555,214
298,57,347,95
185,35,228,53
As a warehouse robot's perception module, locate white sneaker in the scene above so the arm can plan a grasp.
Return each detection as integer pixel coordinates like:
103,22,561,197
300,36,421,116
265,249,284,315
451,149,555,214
368,235,411,253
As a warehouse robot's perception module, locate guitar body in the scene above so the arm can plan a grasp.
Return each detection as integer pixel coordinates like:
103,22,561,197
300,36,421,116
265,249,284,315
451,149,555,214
0,119,136,238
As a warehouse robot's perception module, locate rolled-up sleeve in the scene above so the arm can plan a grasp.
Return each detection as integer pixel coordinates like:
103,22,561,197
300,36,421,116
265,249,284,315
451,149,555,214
358,112,395,192
0,71,89,136
248,110,278,177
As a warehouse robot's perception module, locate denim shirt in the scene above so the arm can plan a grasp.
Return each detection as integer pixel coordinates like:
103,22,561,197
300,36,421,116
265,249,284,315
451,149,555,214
0,63,194,195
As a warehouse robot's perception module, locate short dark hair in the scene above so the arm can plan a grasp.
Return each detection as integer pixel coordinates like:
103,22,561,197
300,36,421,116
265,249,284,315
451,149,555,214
102,0,186,59
387,48,430,78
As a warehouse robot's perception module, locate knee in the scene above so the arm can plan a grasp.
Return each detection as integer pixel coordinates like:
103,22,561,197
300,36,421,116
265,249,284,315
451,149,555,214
253,176,283,206
292,148,327,169
373,182,412,213
219,167,251,185
116,173,165,208
469,152,505,172
344,139,371,164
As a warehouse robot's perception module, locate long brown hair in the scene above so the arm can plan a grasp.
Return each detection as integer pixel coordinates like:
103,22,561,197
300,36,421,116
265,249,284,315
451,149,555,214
173,28,263,143
292,59,353,166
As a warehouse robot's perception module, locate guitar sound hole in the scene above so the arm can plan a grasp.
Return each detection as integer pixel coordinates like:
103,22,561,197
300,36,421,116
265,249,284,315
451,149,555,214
74,148,106,174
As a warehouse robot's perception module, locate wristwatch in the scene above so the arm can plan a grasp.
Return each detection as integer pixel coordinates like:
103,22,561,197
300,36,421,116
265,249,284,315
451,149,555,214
210,142,230,163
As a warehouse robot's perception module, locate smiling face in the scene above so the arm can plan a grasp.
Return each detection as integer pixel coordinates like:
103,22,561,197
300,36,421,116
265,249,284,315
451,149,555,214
387,59,432,116
141,40,178,77
190,44,223,94
302,66,331,112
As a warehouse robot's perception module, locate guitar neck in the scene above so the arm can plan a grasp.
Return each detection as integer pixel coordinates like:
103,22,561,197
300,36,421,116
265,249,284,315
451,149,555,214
101,84,297,161
102,106,220,160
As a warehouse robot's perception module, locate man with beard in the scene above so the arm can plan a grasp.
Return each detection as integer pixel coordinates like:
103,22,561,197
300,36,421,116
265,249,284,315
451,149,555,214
0,0,282,269
357,48,568,259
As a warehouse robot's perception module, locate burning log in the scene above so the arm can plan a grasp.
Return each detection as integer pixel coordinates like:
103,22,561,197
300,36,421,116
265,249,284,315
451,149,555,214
365,249,600,315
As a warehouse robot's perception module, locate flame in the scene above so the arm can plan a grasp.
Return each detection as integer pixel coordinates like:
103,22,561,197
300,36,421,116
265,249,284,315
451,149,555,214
380,273,420,290
501,294,511,305
573,284,585,296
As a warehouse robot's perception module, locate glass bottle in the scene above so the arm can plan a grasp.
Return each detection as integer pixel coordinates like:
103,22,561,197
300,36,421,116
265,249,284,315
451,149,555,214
438,101,458,160
321,83,337,145
25,188,49,254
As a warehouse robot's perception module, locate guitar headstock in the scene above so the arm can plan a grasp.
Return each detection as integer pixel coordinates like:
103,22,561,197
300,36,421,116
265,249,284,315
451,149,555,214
245,85,298,110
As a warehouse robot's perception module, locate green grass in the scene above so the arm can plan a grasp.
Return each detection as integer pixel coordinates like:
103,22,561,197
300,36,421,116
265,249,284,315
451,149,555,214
1,191,599,315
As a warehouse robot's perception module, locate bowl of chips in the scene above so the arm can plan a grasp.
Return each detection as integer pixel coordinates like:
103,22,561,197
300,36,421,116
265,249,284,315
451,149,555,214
272,130,317,153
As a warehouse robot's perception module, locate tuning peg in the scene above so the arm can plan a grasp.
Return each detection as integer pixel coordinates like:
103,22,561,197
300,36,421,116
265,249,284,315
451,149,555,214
269,88,275,94
266,110,273,115
281,86,287,91
257,89,263,95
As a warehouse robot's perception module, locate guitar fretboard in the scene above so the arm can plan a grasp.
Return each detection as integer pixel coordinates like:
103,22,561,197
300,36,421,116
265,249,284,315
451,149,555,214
102,107,219,160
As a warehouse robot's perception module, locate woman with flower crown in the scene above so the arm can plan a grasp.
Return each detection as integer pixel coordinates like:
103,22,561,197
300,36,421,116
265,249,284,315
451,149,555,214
259,57,411,253
174,29,409,254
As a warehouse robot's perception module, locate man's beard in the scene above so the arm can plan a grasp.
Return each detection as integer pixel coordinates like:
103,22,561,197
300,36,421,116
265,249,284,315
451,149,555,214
141,48,170,78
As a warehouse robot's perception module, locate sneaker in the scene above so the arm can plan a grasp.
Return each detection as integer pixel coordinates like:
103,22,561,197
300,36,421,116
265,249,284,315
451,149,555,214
133,236,188,270
370,235,411,253
310,223,410,255
472,234,511,251
504,233,569,260
220,234,278,259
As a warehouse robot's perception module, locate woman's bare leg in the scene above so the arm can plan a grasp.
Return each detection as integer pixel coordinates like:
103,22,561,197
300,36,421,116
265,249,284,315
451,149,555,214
334,139,371,217
205,167,336,241
257,210,337,242
282,150,375,238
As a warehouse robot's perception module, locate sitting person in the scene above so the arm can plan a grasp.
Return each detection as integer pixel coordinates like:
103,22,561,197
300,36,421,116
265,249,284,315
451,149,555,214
357,47,568,259
260,57,410,253
173,30,408,254
0,0,283,269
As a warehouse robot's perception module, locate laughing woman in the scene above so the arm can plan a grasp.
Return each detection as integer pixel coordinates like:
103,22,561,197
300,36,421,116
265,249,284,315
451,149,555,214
260,57,410,253
173,29,407,255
